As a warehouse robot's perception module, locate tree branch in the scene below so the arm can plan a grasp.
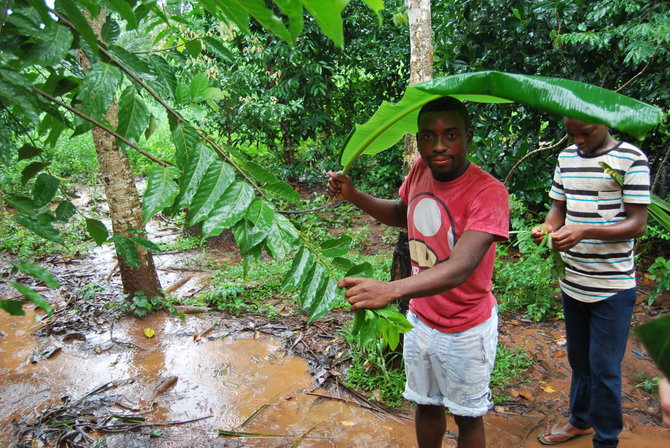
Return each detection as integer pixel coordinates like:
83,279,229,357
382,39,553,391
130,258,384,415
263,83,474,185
132,38,201,55
33,88,172,168
504,135,567,187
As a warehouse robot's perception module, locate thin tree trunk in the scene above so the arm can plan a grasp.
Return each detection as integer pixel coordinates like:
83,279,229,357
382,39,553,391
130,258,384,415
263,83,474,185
392,0,434,327
80,10,162,298
403,0,434,172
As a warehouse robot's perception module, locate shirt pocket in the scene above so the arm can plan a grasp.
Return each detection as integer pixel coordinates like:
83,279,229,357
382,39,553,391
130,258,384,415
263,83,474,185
597,190,622,220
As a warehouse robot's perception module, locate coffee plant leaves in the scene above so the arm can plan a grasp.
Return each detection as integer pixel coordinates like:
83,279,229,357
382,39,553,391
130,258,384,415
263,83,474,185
10,262,61,289
111,234,140,268
85,218,109,246
201,181,255,237
307,276,339,323
142,166,180,223
186,160,235,226
117,86,151,147
281,247,315,291
8,281,54,315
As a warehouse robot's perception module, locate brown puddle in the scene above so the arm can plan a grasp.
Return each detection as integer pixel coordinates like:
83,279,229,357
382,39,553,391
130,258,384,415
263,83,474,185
1,308,668,447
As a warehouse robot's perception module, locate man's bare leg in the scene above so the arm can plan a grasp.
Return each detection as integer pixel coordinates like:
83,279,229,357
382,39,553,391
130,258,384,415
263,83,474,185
454,415,485,448
415,404,446,448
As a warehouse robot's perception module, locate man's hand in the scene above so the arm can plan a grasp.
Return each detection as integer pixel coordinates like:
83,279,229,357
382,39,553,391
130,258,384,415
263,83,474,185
550,224,586,251
327,171,355,201
337,277,401,311
660,377,670,426
531,224,552,245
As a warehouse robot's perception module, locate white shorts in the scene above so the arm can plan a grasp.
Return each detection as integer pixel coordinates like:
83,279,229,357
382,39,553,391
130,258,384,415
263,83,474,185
402,308,498,417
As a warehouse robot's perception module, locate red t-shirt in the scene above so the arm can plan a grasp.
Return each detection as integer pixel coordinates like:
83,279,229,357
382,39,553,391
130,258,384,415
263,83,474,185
398,159,509,333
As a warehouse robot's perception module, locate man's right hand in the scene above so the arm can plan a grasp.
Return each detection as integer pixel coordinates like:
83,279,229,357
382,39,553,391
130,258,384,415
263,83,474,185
327,171,355,201
531,224,552,245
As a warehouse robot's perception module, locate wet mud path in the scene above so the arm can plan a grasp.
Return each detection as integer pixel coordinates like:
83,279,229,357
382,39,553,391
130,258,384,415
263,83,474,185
1,212,669,447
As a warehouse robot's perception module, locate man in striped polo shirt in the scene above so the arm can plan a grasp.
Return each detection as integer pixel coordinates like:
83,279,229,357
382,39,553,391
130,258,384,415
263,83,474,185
532,117,650,447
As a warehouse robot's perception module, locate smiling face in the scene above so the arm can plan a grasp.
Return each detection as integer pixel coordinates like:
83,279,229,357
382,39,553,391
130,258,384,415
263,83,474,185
563,117,614,156
416,110,473,182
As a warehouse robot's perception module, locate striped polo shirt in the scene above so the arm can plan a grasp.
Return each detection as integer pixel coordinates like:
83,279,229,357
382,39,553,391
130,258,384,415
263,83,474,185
549,141,650,303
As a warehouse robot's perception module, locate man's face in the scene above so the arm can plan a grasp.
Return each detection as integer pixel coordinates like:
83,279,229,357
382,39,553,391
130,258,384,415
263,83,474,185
563,117,611,155
416,110,473,182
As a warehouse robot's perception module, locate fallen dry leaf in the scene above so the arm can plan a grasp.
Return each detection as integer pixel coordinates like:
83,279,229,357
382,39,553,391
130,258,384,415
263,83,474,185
539,381,556,393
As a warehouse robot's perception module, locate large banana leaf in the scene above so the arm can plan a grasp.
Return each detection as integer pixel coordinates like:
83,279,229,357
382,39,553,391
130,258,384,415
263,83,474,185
340,71,664,171
634,314,670,378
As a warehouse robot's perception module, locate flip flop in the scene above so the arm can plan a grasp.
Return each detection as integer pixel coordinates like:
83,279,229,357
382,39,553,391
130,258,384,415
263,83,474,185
537,423,594,446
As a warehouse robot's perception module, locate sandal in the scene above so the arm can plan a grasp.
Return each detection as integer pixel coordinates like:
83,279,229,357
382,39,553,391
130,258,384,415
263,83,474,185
537,423,594,446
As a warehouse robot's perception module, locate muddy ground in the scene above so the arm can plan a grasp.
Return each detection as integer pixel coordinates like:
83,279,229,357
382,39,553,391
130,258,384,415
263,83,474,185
1,198,670,447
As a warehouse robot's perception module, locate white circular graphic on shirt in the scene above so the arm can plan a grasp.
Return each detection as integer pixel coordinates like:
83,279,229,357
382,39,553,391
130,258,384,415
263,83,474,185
413,198,443,237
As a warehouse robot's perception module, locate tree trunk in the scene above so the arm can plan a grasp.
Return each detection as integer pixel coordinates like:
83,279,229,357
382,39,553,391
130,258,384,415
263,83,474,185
393,0,434,325
80,10,162,298
403,0,434,172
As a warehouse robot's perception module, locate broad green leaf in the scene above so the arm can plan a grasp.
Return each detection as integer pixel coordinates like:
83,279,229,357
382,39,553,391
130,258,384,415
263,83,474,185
55,0,99,56
175,82,191,104
32,173,59,207
187,161,236,226
307,276,340,323
21,162,48,185
129,236,162,253
117,86,150,146
6,195,39,216
8,281,53,315
142,166,180,223
111,234,140,268
202,36,233,62
101,14,121,44
264,212,299,258
331,256,354,272
18,144,42,160
171,123,200,169
23,20,73,67
320,235,353,257
201,181,255,237
0,68,43,125
86,218,109,245
0,299,26,316
185,39,202,58
77,63,123,120
344,262,374,278
274,0,304,38
10,262,60,289
13,214,64,245
300,263,327,310
634,314,670,378
281,246,315,291
238,160,301,204
232,199,275,254
244,198,275,242
176,145,217,209
105,0,139,29
300,0,349,48
55,201,77,222
340,71,665,171
147,55,177,99
145,115,157,140
237,0,291,42
205,1,249,33
108,45,156,82
190,73,211,103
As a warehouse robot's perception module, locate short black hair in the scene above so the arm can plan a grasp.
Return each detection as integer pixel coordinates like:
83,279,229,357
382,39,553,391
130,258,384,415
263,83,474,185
418,96,471,130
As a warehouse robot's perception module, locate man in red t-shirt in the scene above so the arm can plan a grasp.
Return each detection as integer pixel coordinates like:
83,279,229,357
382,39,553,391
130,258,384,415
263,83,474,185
327,96,509,448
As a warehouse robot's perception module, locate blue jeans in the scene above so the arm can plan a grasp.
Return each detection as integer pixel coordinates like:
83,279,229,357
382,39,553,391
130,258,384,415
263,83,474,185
562,288,636,448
